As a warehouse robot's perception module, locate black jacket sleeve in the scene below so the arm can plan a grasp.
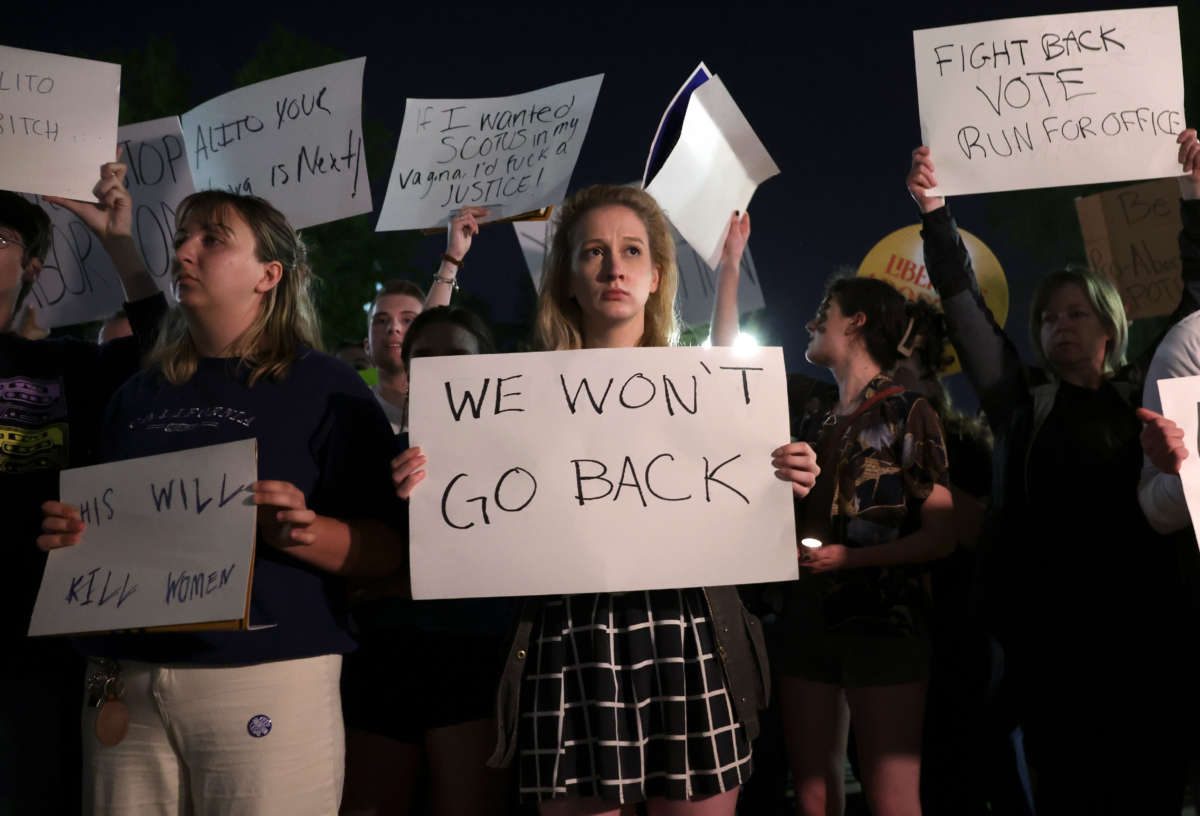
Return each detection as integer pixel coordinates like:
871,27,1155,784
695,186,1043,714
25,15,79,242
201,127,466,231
123,292,168,354
1176,199,1200,317
920,205,1030,430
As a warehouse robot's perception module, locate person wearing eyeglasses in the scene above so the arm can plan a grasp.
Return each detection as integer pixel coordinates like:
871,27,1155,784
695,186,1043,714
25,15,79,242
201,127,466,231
0,164,166,815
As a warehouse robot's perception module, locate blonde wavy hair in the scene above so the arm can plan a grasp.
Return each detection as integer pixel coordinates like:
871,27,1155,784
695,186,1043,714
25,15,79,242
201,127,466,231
534,185,679,350
150,191,321,386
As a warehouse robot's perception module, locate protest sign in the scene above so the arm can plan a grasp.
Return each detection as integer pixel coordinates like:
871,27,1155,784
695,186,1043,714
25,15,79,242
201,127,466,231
856,223,1009,374
913,7,1183,196
1156,376,1200,539
118,117,195,299
643,62,711,189
514,212,765,330
21,117,192,328
1076,178,1183,319
376,74,604,232
644,67,779,270
20,193,124,328
28,440,258,636
0,45,119,200
181,58,369,229
407,346,797,599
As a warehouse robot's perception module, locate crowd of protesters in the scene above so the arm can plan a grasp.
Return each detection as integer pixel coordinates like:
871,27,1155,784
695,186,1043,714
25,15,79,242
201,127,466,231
3,98,1199,816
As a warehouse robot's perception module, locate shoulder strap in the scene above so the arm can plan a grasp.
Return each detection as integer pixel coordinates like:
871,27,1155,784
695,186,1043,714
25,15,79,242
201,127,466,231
818,385,906,466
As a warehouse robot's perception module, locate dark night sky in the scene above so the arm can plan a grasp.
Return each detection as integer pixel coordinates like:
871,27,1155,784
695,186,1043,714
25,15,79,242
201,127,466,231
8,1,1194,407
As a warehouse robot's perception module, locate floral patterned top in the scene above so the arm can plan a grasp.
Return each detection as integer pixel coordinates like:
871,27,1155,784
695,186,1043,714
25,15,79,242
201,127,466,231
795,374,949,636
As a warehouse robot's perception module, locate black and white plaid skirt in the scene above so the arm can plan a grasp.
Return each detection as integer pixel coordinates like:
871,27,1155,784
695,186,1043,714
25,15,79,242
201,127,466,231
517,589,753,803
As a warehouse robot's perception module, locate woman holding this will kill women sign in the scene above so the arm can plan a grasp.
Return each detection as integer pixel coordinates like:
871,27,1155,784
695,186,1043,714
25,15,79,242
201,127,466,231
38,190,405,816
394,184,819,815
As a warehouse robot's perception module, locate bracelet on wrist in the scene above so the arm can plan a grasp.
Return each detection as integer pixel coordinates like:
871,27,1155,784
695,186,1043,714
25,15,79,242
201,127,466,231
441,253,463,268
433,274,459,291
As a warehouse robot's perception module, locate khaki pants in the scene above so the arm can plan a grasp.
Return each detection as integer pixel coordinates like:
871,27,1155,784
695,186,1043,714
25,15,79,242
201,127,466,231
82,654,343,816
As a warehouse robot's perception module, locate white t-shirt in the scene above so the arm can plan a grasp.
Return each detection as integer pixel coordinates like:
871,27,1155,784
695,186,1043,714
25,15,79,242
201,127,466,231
370,384,406,435
1138,310,1200,534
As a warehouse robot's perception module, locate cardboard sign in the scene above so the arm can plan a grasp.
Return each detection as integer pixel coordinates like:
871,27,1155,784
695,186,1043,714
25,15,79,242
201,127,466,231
856,223,1009,375
514,212,765,330
1156,376,1200,539
0,45,120,200
181,58,370,229
28,440,258,636
407,346,797,599
376,74,604,231
644,68,779,269
913,7,1184,195
1076,178,1183,319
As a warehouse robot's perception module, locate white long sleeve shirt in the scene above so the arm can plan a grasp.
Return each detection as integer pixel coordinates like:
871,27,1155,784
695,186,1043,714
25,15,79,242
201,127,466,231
1138,310,1200,533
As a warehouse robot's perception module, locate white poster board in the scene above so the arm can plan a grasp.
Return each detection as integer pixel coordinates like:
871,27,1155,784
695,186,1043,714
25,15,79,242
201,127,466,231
22,194,123,328
407,346,797,599
644,76,780,270
25,117,196,327
1157,375,1200,538
118,116,195,300
28,440,258,636
181,58,370,229
913,7,1184,196
0,45,120,200
376,74,604,231
21,118,192,328
514,214,765,330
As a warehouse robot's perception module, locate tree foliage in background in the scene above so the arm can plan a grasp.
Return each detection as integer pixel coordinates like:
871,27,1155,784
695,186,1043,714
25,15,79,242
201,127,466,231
109,36,191,128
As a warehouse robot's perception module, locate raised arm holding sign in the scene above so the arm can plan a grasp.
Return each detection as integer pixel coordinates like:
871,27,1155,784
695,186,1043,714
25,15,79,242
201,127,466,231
8,156,162,331
0,45,120,200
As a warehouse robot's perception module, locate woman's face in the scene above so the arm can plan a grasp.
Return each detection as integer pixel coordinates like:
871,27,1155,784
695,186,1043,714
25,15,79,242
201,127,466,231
568,204,660,337
804,296,857,367
1038,282,1112,376
172,207,278,313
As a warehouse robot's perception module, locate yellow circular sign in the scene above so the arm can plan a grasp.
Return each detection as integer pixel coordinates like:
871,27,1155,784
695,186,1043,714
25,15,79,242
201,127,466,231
856,224,1008,375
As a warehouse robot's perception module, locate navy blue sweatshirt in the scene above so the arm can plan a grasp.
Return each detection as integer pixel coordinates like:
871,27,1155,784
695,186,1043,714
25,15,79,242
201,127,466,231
81,346,402,664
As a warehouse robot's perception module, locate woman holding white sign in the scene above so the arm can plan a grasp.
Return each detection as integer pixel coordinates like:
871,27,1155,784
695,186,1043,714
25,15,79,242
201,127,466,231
906,134,1198,813
397,184,818,816
39,190,404,816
